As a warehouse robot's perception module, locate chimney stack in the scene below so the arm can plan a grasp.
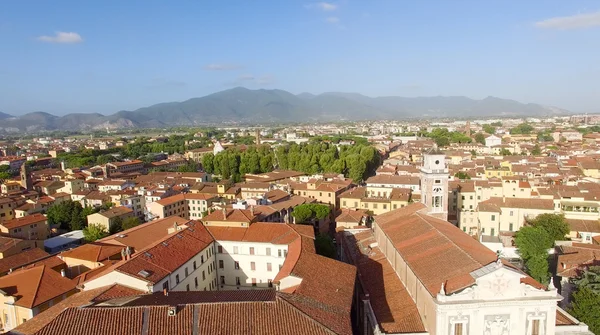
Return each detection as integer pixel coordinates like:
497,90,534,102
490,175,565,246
60,269,66,277
163,288,168,296
222,208,227,220
250,206,254,217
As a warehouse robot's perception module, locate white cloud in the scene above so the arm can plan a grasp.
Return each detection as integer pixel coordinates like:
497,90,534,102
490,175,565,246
305,2,337,11
204,63,241,71
229,74,274,86
256,75,274,85
237,74,255,81
535,11,600,30
37,31,83,44
325,16,340,24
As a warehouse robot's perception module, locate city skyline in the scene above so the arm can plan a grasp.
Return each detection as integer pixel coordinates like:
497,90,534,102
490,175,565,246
1,0,600,115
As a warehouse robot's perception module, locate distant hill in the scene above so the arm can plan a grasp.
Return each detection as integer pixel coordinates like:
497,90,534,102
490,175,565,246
0,87,569,132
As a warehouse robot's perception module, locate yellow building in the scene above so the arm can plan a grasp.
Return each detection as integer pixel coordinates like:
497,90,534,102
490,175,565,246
202,208,258,228
339,186,412,216
0,265,77,332
149,193,218,220
86,207,134,232
0,214,49,241
185,147,213,163
0,198,16,223
1,182,21,195
291,178,352,207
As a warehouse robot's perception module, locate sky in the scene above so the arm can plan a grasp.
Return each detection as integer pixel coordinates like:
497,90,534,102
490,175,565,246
1,0,600,115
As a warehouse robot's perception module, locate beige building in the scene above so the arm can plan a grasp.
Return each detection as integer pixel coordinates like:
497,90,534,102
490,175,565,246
339,186,412,216
86,207,134,232
0,198,16,223
185,147,213,163
148,193,218,220
291,178,352,207
0,265,77,332
0,214,49,241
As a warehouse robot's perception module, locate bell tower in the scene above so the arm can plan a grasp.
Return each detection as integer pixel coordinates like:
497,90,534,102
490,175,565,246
20,163,32,191
420,146,449,221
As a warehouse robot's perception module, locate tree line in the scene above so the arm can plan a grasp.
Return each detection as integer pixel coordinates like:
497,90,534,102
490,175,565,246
202,141,380,183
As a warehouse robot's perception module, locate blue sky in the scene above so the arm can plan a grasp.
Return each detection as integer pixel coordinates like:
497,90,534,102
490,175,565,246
1,0,599,115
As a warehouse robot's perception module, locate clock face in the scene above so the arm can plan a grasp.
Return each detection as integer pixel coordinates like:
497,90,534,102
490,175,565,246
435,160,440,165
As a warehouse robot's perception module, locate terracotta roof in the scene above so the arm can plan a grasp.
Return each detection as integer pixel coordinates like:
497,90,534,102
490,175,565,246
0,248,50,274
480,197,554,210
556,307,578,326
566,218,600,233
265,189,290,203
9,287,132,335
32,294,339,335
557,244,600,277
0,265,76,308
92,206,133,219
0,236,28,253
366,175,420,185
375,203,499,296
206,222,301,244
336,208,368,223
99,216,190,251
60,242,124,262
115,221,215,284
1,213,47,229
340,230,425,333
203,208,257,223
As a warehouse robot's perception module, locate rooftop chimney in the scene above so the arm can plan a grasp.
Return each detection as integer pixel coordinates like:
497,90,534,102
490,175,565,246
163,288,169,296
222,208,227,220
250,206,254,217
60,269,66,277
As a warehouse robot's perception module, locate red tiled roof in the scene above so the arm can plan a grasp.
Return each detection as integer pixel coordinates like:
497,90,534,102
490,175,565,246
340,230,425,333
0,265,76,308
33,295,339,335
376,203,499,296
115,221,214,284
12,284,143,335
60,242,124,262
1,213,47,229
0,248,50,274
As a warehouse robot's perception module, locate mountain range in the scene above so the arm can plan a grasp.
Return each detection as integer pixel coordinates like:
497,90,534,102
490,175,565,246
0,87,569,133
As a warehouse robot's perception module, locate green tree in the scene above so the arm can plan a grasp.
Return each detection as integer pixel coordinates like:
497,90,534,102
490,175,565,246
109,217,123,235
454,171,471,180
69,203,84,231
122,217,141,231
524,254,550,285
291,205,313,224
474,133,486,144
528,213,569,241
568,286,600,334
202,153,214,174
515,226,553,284
315,233,336,258
510,123,534,135
482,124,496,134
491,121,502,127
499,148,511,156
83,224,109,242
531,144,542,156
47,201,77,230
574,266,600,294
434,136,450,147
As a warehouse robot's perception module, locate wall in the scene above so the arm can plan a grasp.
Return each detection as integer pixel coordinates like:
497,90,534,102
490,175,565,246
214,240,288,289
